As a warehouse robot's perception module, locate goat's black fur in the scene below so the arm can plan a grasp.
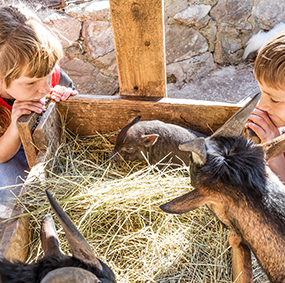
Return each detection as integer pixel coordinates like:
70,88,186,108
0,255,114,283
192,136,267,203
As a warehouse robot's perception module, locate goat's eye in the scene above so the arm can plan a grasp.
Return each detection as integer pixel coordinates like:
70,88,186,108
125,147,134,153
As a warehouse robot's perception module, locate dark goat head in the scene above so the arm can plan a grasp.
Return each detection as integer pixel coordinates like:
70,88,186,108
160,92,262,214
160,92,285,282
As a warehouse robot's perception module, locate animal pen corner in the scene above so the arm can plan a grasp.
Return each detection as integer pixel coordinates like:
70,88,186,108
0,0,252,282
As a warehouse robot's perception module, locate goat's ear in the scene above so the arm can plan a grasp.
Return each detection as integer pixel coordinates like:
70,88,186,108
131,115,141,125
160,189,208,214
141,134,159,147
45,190,102,267
211,92,261,139
179,137,206,165
40,214,63,258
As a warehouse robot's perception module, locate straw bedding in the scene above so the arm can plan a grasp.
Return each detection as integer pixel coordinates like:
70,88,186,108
19,130,269,282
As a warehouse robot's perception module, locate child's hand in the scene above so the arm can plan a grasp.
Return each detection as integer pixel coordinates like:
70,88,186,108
49,85,78,102
245,108,280,143
11,100,45,125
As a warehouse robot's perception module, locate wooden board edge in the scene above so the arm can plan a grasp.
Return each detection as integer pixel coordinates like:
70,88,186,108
57,94,242,136
232,243,253,283
0,150,49,262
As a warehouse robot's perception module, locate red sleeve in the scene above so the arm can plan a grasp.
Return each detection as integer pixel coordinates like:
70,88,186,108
0,97,12,111
51,62,61,87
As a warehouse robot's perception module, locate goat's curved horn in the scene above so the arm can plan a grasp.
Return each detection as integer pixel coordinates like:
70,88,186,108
40,214,63,258
210,93,261,139
258,134,285,161
40,267,100,283
45,190,102,267
179,137,207,165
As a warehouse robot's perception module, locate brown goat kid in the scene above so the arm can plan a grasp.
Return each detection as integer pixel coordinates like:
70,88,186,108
110,116,206,166
160,93,285,283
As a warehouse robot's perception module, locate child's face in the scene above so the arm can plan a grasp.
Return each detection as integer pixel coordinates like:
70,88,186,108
1,70,52,102
257,81,285,128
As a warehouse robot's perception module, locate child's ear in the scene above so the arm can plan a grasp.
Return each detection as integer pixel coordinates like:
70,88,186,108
141,134,159,147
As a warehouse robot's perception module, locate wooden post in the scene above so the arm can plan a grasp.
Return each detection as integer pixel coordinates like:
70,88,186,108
33,102,61,153
109,0,166,97
17,102,61,168
232,243,253,283
17,112,39,168
0,147,52,262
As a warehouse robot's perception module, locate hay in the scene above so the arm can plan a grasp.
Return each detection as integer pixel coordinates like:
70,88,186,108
19,130,269,283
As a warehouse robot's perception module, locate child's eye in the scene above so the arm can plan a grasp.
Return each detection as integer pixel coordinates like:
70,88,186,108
28,81,36,85
270,97,279,104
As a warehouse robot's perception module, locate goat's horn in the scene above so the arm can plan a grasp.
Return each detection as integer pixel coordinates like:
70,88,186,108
210,92,261,139
258,134,285,161
45,190,102,268
40,267,100,283
40,214,63,258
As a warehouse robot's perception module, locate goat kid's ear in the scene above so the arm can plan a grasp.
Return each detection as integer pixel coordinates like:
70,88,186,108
131,115,141,125
45,190,103,268
160,189,208,214
210,92,261,139
141,134,159,147
179,137,207,165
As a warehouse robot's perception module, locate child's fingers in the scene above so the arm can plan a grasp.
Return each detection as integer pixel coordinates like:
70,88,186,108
50,86,77,101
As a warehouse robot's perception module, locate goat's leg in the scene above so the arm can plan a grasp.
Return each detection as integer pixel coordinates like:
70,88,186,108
229,231,253,283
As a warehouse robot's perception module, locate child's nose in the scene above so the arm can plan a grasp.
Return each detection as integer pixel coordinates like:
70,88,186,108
257,94,270,111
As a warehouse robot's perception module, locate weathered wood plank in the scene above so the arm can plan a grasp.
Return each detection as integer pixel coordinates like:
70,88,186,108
0,150,48,262
232,243,253,283
33,101,61,152
17,112,39,168
57,95,242,136
17,101,61,168
109,0,166,97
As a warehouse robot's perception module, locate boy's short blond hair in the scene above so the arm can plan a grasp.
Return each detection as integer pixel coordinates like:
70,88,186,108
0,4,63,87
254,31,285,90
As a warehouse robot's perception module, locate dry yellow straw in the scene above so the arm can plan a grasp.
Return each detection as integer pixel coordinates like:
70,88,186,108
19,130,268,283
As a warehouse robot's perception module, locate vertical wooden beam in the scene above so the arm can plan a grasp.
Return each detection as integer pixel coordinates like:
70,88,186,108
17,113,39,168
33,102,61,153
109,0,166,97
232,243,253,283
17,101,61,168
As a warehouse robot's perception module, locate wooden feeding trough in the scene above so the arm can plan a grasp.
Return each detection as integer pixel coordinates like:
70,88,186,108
0,0,253,282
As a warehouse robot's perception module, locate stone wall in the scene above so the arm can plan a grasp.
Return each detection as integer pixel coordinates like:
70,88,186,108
38,0,285,95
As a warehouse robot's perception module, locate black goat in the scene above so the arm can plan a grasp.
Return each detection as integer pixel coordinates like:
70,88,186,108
160,93,285,283
0,190,116,283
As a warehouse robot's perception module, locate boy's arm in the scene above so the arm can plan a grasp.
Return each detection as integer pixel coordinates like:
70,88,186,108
0,121,21,162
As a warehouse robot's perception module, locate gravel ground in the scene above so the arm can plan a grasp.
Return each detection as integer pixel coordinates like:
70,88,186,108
167,63,260,104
